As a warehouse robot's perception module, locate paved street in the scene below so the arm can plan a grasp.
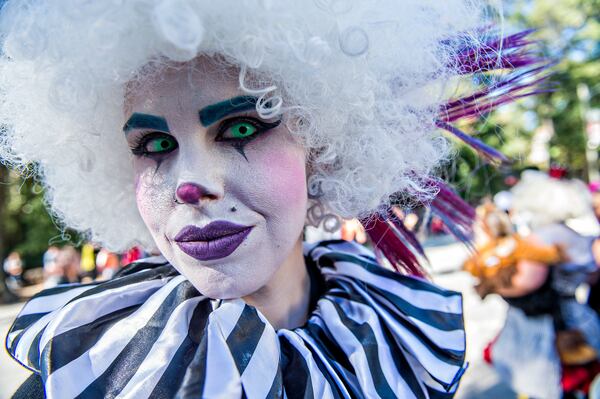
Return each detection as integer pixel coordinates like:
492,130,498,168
0,240,516,398
425,240,516,398
1,303,31,398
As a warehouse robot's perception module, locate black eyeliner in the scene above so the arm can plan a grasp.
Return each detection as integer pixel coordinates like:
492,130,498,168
215,117,281,160
129,132,178,156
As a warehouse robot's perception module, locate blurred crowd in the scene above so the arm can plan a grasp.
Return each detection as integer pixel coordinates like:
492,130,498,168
3,244,148,291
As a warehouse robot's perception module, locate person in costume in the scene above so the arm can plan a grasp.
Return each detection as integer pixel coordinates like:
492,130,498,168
0,1,548,397
464,200,565,299
464,199,600,397
480,170,600,398
587,182,600,317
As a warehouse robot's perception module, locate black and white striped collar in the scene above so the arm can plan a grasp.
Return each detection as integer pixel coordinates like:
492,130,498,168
7,240,466,398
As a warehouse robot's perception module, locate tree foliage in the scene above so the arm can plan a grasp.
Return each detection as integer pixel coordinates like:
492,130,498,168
449,0,600,202
1,166,65,268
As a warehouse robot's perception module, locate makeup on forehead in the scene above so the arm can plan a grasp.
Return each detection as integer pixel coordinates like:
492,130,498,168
199,95,258,127
123,113,170,135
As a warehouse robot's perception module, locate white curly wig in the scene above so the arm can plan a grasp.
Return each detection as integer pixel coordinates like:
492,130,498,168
0,0,485,251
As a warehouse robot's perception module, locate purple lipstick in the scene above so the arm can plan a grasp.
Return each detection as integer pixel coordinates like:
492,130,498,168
174,221,253,261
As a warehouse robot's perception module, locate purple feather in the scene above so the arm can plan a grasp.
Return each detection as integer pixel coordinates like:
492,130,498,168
431,209,475,250
451,29,539,74
443,62,551,111
401,178,476,247
358,30,551,276
389,213,428,259
440,65,553,123
361,215,425,277
438,36,553,163
427,179,476,220
425,180,476,247
435,121,510,164
440,29,553,134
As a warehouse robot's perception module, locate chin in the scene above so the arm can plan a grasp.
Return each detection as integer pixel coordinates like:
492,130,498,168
156,238,275,299
183,265,264,300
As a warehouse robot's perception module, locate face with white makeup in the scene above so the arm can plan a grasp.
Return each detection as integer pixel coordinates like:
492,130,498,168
124,59,309,300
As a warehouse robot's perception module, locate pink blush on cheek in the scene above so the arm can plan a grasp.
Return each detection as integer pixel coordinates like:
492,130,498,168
135,186,153,225
133,169,174,231
256,149,307,205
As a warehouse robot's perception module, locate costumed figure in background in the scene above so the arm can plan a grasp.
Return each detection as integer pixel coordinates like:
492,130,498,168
587,181,600,318
464,199,564,300
474,170,600,398
0,0,549,397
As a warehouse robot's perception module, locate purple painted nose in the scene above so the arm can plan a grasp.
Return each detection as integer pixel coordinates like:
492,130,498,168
176,183,204,204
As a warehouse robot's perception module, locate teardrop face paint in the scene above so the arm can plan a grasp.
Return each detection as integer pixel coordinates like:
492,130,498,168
124,59,308,300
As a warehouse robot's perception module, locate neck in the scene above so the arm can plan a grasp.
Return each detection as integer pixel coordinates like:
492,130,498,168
242,236,310,330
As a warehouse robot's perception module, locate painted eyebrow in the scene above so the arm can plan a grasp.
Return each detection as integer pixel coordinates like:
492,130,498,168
123,113,170,134
199,95,258,127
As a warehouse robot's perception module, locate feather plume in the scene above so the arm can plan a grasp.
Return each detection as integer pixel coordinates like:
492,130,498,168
435,120,510,164
361,215,426,276
436,30,553,164
364,30,549,275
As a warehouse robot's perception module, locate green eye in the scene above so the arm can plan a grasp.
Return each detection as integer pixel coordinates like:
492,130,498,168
227,122,258,139
214,117,281,157
145,136,177,153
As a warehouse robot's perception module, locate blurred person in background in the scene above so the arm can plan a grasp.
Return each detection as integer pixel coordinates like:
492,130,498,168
55,246,81,284
79,242,97,282
492,190,513,214
476,170,600,398
3,251,23,290
340,218,367,244
588,181,600,219
42,245,61,288
95,247,120,280
121,246,144,266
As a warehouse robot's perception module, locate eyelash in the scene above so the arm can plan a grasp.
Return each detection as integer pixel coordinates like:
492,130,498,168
129,131,177,157
129,116,281,158
215,116,281,144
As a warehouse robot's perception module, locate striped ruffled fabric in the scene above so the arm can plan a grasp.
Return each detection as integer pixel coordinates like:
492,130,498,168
6,241,466,398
